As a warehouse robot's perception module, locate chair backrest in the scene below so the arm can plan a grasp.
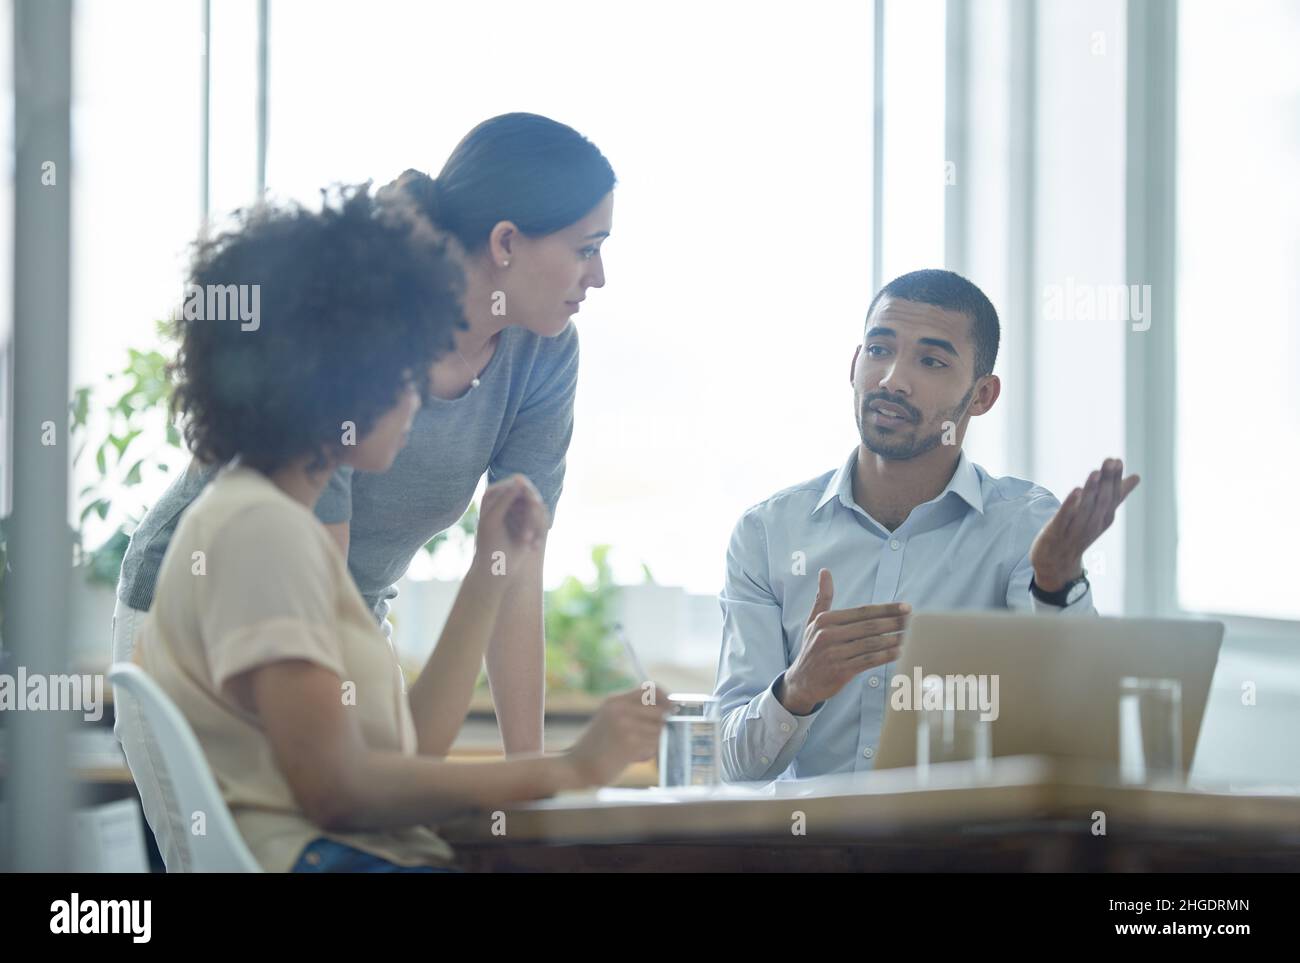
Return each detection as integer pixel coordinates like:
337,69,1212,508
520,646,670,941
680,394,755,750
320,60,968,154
108,663,262,872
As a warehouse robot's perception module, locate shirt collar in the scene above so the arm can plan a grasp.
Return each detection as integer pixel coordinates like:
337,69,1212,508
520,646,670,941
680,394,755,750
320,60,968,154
812,446,985,517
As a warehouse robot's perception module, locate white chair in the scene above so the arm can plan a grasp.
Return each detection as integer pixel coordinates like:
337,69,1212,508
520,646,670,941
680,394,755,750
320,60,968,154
108,663,262,872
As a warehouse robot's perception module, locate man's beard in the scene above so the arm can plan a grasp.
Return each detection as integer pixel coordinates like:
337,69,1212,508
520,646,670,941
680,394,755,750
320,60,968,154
857,384,975,461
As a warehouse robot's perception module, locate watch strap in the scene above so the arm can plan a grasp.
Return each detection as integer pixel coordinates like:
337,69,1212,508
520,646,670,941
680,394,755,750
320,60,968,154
1030,571,1088,607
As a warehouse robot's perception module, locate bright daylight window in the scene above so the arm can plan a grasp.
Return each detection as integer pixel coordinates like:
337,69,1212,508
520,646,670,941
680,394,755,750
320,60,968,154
266,0,877,594
1176,0,1300,620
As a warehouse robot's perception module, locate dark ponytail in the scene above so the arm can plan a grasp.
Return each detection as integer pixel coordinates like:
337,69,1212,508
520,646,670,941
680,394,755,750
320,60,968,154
394,112,615,254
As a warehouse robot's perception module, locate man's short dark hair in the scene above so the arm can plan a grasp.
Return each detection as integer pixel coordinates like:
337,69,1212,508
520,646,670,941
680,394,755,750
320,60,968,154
864,268,1000,380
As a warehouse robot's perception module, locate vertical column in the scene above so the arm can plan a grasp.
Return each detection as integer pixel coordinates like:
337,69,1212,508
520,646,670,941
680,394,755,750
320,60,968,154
1124,0,1178,616
943,0,970,274
6,0,74,871
1006,0,1037,480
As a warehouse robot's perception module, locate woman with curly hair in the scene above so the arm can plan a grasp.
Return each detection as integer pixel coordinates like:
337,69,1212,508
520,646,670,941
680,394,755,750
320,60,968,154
132,184,667,873
113,113,616,869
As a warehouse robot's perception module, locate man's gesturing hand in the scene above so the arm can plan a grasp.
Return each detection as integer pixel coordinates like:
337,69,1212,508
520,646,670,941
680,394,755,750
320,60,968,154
1030,457,1140,591
776,569,911,716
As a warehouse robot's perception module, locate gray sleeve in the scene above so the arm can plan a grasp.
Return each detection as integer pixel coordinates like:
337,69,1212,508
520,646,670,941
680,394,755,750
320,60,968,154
714,510,826,782
313,464,354,525
488,322,578,527
116,457,219,610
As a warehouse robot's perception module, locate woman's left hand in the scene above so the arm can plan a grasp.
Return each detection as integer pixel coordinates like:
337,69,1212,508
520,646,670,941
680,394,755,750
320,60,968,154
471,475,550,574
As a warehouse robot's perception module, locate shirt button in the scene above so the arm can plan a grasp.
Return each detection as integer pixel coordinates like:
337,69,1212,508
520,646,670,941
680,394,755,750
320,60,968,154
863,746,875,759
890,539,901,550
760,755,771,765
868,676,880,688
779,722,791,732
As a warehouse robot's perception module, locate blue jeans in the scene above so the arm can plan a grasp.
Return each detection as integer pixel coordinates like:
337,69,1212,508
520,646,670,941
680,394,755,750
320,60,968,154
291,838,461,873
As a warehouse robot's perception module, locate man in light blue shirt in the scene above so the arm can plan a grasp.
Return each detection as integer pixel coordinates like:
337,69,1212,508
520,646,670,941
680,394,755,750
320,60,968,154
714,269,1140,783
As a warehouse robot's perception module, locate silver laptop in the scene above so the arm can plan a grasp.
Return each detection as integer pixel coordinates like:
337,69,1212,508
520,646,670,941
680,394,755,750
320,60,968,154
874,612,1224,773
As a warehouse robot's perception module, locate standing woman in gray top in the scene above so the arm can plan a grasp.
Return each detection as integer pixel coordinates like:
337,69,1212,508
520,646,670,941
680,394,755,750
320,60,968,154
112,113,614,869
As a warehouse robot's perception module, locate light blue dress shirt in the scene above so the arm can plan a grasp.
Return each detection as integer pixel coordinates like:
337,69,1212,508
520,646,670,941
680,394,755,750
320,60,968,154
713,446,1096,783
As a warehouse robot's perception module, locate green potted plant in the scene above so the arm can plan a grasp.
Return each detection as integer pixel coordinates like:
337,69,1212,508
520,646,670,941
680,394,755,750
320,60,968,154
542,545,641,694
70,337,185,589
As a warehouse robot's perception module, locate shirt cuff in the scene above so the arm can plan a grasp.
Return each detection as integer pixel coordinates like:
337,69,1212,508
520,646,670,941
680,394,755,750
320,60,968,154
750,673,823,750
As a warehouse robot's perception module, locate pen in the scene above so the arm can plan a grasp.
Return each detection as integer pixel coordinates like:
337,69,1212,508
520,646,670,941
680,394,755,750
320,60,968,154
612,621,648,684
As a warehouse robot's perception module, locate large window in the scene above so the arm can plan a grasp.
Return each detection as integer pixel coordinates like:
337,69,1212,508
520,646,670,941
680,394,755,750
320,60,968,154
266,0,876,593
1176,0,1300,621
880,0,944,282
70,0,203,543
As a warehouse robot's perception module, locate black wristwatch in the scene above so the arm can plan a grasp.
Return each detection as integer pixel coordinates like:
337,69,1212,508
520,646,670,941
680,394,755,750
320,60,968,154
1029,569,1090,607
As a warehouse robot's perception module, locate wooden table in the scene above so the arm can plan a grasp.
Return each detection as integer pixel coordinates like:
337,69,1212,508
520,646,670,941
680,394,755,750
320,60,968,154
439,755,1300,872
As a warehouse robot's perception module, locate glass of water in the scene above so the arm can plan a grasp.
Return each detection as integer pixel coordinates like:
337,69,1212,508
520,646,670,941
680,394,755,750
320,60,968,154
915,675,992,783
1118,677,1182,786
659,693,721,788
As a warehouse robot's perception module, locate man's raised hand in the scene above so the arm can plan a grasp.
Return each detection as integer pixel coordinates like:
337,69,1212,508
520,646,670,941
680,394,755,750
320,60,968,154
777,569,911,716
